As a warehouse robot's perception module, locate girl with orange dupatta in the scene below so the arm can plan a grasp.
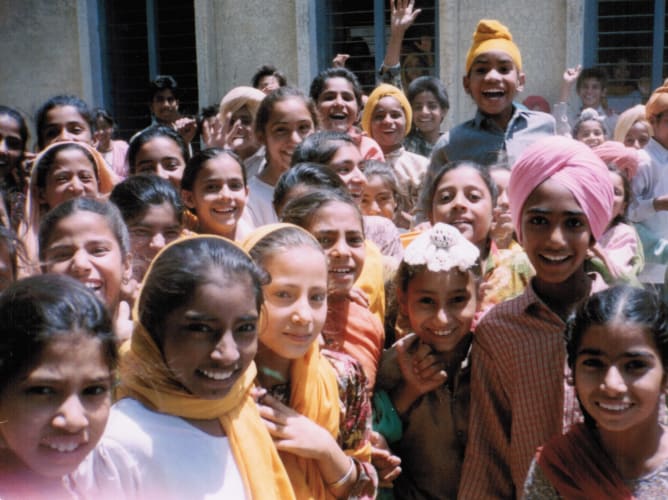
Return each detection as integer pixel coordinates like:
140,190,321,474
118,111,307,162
243,223,377,499
104,235,295,499
524,285,668,499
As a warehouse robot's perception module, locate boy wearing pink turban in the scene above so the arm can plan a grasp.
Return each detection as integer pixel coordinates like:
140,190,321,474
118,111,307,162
627,82,668,286
460,136,614,498
430,19,555,166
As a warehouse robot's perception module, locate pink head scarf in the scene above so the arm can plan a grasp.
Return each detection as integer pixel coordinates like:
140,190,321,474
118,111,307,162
592,141,640,180
508,136,613,242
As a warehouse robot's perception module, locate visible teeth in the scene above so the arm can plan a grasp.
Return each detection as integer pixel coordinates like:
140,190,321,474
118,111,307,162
331,268,352,274
46,442,80,452
84,282,101,290
599,402,631,411
542,255,568,262
200,368,236,380
432,330,454,337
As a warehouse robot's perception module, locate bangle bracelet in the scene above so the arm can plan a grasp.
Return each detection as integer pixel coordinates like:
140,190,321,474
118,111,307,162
328,457,355,490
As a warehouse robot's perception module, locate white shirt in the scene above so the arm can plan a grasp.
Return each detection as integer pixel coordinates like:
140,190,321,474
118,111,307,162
244,175,278,228
104,398,246,500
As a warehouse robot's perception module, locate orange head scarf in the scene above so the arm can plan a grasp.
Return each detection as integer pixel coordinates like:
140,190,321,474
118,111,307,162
242,223,371,499
117,234,295,500
361,84,412,137
465,19,522,74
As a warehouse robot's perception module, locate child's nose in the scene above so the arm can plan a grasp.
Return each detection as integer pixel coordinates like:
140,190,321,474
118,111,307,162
52,395,89,432
69,249,92,275
602,366,627,394
149,232,166,251
211,331,241,364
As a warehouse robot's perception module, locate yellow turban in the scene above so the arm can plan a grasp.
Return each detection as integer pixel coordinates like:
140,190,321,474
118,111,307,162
219,86,266,121
361,83,412,137
646,84,668,121
465,19,522,74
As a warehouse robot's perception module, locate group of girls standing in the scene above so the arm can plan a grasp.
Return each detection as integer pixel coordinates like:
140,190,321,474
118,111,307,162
3,7,668,500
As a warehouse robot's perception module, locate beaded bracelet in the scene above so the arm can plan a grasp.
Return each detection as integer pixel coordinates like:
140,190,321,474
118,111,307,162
327,457,355,491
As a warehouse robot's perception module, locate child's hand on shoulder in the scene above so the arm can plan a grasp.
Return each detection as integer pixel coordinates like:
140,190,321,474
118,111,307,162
396,334,447,398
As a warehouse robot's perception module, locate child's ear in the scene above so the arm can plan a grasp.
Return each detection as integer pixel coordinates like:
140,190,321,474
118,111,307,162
255,130,265,146
463,75,472,96
516,71,526,93
181,189,196,210
122,252,133,284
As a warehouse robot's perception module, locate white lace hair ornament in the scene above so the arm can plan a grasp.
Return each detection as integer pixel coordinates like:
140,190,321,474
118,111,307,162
403,223,480,273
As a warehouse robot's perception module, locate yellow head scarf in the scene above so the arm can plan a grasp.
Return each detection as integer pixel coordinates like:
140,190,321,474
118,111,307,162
242,223,371,499
18,141,120,277
219,86,266,123
361,83,412,137
118,234,295,500
465,19,522,74
646,82,668,121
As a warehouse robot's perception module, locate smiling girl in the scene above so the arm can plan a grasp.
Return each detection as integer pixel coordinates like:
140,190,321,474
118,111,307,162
127,125,189,189
525,285,668,498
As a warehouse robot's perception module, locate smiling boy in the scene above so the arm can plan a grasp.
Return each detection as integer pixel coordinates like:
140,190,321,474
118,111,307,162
431,20,555,167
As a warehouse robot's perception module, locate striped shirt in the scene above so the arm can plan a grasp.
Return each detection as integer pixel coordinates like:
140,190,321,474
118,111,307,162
459,276,605,499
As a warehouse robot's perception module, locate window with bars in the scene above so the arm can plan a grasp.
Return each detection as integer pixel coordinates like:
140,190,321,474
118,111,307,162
586,0,666,112
318,0,437,94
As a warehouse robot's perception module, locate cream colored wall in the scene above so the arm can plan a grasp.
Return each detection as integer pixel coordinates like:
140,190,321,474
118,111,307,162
0,0,86,141
439,0,582,126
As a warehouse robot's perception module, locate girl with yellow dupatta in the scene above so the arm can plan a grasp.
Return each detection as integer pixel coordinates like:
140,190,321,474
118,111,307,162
104,235,295,499
243,224,377,499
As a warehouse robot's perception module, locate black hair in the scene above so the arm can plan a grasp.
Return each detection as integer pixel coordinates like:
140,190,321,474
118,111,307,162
291,130,354,166
38,197,130,263
197,105,219,128
127,125,189,173
35,95,94,150
34,142,100,192
361,160,401,200
139,237,268,346
149,75,179,101
309,67,364,110
0,224,24,291
280,188,364,235
0,105,29,152
181,148,246,193
109,174,184,226
566,285,668,428
273,162,347,215
251,65,288,89
92,108,116,130
0,274,117,393
576,67,608,92
254,87,318,138
406,76,450,110
419,160,497,221
573,108,608,138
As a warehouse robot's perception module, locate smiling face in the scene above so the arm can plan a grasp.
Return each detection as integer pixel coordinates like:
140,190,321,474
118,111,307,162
41,106,93,150
259,245,328,360
463,50,525,129
161,276,259,399
0,114,24,178
574,320,666,436
431,166,493,253
520,178,593,285
401,268,477,353
227,106,260,158
40,147,99,210
307,201,366,298
575,120,606,148
134,137,186,189
326,142,367,204
316,77,359,133
624,121,651,150
361,174,397,219
578,78,605,109
411,90,446,138
127,202,182,281
42,211,130,311
370,96,407,154
0,334,112,479
258,97,314,175
182,154,248,239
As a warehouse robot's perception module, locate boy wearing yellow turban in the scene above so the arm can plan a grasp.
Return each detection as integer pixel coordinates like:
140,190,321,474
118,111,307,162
430,19,555,167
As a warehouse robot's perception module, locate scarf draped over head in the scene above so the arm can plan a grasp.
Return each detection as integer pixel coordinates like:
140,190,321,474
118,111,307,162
117,234,296,500
18,141,120,277
465,19,522,74
361,84,412,137
219,86,266,123
508,136,613,243
536,423,635,500
645,82,668,121
242,223,370,500
593,141,640,180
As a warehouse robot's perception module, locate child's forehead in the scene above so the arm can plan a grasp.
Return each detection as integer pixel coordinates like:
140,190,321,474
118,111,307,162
470,50,516,66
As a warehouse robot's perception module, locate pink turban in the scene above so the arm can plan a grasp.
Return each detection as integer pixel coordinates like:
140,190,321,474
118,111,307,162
508,136,613,242
592,141,640,180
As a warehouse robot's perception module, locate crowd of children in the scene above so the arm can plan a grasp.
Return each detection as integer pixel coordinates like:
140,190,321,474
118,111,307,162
3,0,668,497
